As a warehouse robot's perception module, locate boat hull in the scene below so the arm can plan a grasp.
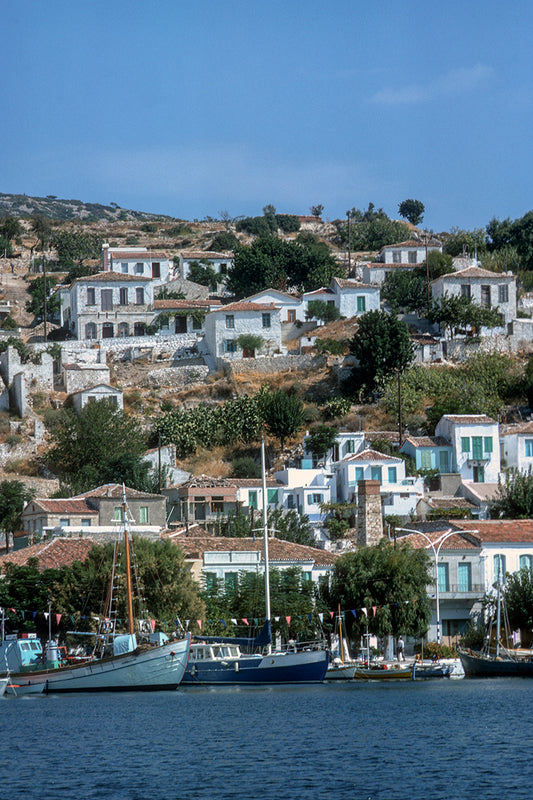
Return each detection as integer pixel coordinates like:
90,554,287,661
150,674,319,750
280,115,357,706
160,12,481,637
352,665,414,680
182,649,329,685
459,648,533,678
325,663,357,680
5,635,191,695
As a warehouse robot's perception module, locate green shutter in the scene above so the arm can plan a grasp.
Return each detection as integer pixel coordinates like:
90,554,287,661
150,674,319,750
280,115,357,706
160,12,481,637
484,437,493,453
461,437,470,453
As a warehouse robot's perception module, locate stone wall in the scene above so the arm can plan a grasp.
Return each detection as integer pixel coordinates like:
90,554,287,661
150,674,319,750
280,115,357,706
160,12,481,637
0,346,54,392
220,354,326,376
142,364,210,388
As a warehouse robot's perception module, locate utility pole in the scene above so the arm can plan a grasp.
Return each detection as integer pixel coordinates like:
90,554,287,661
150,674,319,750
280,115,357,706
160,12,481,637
346,211,351,273
43,252,48,343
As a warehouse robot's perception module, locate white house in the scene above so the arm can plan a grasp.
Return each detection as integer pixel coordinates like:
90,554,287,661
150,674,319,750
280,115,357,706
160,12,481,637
152,298,221,335
360,262,418,286
329,278,380,317
69,383,123,414
376,239,442,265
102,244,172,284
167,532,337,590
302,430,366,468
68,272,155,340
434,414,501,483
334,449,424,517
179,251,233,282
274,467,334,522
431,266,517,324
203,301,282,360
500,422,533,474
246,289,303,323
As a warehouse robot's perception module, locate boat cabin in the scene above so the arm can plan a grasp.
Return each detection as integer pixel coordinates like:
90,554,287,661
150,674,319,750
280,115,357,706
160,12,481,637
189,643,243,662
0,633,43,672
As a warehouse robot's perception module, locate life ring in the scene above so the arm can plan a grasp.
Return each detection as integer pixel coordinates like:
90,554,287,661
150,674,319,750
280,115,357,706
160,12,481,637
102,621,113,633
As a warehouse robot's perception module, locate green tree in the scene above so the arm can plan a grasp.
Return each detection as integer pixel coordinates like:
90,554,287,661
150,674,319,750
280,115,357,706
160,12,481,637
428,294,503,338
338,204,410,250
310,204,324,219
306,299,340,324
31,216,53,251
25,275,60,319
0,237,13,257
305,425,338,461
325,541,432,640
210,231,239,251
53,230,103,267
351,310,414,392
443,227,487,257
415,250,454,281
492,468,533,519
45,399,147,493
503,567,533,638
0,480,34,551
261,389,305,450
381,270,427,314
0,217,22,242
187,259,219,288
398,199,425,226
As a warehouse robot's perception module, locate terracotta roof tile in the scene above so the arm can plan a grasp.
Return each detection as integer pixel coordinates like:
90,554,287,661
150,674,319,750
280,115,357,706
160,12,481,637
331,278,376,290
74,272,151,284
342,448,401,463
153,299,220,310
441,414,497,425
166,534,338,566
27,498,98,515
209,302,278,313
501,422,533,436
402,436,450,448
109,251,168,260
181,251,232,259
0,538,97,572
73,483,163,500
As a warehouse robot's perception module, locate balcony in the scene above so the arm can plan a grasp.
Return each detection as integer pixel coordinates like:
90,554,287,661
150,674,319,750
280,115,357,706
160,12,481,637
435,583,485,599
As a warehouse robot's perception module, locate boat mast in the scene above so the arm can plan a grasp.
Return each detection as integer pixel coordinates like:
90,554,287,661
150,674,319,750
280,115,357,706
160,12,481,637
496,564,501,658
338,604,344,666
122,485,134,636
261,435,271,652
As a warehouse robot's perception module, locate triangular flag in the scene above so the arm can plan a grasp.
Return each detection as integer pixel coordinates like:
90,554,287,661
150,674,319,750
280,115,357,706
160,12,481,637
220,619,226,627
308,614,312,622
231,618,237,625
330,611,334,618
318,613,323,623
197,620,202,630
242,618,249,625
351,609,357,619
361,607,367,617
372,606,377,616
56,614,62,625
274,616,280,622
286,616,291,625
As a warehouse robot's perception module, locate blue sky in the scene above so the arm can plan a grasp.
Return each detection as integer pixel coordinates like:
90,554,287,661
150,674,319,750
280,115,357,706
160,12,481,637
3,1,532,232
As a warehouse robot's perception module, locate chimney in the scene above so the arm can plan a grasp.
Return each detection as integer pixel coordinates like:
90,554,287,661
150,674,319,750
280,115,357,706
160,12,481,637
356,480,383,547
102,242,109,271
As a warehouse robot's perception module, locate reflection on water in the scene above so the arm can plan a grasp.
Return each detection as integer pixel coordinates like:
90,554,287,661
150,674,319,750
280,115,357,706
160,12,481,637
2,680,533,800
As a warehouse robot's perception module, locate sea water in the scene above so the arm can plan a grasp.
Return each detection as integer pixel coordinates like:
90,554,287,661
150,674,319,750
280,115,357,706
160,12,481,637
1,679,532,800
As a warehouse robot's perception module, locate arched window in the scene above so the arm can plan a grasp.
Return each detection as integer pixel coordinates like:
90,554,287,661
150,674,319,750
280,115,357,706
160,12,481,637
134,322,146,337
85,322,97,340
519,554,533,571
117,322,129,337
102,322,114,339
493,554,506,584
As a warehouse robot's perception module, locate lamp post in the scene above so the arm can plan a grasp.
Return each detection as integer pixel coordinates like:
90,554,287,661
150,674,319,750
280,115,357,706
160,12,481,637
396,527,478,645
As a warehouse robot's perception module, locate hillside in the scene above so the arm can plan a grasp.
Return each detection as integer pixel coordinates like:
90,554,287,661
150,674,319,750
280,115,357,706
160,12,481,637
0,192,174,223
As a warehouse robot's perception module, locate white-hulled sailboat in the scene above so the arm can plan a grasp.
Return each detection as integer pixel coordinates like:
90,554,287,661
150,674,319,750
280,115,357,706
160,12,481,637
0,487,190,695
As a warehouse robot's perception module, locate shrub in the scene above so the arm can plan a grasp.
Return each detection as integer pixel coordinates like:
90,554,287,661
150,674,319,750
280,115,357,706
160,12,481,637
231,456,261,479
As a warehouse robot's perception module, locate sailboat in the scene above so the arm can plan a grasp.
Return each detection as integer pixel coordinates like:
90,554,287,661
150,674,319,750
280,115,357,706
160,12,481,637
181,437,329,685
459,570,533,678
325,606,358,679
0,487,191,695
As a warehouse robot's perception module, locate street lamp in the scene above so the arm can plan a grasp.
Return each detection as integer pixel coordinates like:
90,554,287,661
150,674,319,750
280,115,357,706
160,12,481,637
396,527,478,645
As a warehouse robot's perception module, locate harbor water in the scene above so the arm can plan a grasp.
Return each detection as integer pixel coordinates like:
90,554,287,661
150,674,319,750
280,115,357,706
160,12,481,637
2,679,533,800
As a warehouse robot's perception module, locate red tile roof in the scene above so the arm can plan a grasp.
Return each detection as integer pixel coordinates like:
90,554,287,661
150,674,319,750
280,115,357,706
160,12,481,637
73,484,163,500
331,278,376,290
181,251,232,259
0,538,97,572
153,299,220,310
109,251,168,260
402,436,450,448
455,520,533,543
26,499,98,515
441,414,497,425
342,448,401,463
209,302,278,313
439,266,509,280
74,272,151,283
501,422,533,436
167,534,338,566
